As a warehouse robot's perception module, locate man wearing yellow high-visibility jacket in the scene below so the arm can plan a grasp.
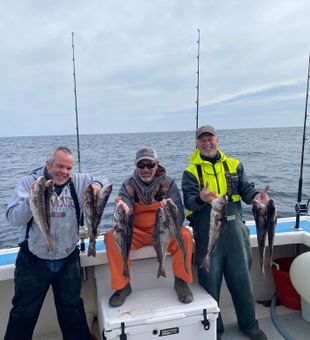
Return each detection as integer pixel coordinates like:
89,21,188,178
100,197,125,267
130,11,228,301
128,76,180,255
182,124,269,340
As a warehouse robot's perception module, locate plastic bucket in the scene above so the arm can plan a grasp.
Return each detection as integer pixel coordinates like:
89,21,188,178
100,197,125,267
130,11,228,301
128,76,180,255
271,257,301,310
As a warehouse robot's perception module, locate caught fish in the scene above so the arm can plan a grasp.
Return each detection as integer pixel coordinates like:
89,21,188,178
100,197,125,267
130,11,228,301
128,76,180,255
29,176,53,251
83,183,112,257
44,179,54,235
154,207,170,278
201,195,228,271
266,199,277,262
252,199,268,276
164,199,188,273
112,201,133,278
252,198,277,276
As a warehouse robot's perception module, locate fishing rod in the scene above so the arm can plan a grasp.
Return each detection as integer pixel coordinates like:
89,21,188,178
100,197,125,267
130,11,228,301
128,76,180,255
71,32,81,173
72,33,87,262
294,50,310,230
195,29,200,131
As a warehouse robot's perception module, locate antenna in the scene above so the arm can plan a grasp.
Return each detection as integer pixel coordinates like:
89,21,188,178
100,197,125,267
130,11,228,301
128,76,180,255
71,32,81,173
195,29,201,131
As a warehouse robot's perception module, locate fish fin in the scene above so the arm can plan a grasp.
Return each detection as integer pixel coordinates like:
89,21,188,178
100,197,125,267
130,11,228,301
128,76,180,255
261,259,266,279
185,263,189,273
200,255,210,272
123,266,130,279
157,266,166,278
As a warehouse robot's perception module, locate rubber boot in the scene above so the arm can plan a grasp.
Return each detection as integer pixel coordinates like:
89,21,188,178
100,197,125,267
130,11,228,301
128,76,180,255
174,277,193,303
109,283,132,307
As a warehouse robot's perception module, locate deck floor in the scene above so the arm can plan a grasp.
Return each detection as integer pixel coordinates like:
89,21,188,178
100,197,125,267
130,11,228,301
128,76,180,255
221,302,310,340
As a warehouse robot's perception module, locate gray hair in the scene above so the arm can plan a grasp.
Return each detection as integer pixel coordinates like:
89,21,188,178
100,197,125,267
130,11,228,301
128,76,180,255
46,146,73,163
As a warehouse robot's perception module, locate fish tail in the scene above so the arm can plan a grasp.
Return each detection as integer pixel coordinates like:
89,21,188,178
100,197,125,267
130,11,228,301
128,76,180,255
88,243,96,257
269,248,273,262
157,265,166,278
205,253,211,272
47,238,54,252
261,266,265,279
200,255,210,272
123,261,130,278
184,256,189,273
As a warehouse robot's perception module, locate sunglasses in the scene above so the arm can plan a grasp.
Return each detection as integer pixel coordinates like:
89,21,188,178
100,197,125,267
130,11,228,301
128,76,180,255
136,162,156,169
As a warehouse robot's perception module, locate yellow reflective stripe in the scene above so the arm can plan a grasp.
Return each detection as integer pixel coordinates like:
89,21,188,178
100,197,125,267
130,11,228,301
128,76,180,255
231,194,241,202
185,210,192,219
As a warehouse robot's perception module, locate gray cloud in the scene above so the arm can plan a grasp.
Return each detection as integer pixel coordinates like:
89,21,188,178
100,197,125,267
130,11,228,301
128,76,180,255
0,0,309,136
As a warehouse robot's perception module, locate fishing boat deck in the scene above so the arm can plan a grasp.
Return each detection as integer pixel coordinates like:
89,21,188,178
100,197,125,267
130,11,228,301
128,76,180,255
222,302,310,339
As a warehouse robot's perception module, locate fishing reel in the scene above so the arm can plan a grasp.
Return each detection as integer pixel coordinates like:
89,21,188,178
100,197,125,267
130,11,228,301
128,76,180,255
295,199,310,215
79,226,89,252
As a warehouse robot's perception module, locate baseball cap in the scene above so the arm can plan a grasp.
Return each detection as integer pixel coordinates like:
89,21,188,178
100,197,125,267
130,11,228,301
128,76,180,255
135,147,158,164
196,124,217,139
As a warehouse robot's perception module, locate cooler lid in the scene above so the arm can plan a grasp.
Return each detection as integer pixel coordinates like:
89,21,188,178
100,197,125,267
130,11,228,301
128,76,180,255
101,284,219,331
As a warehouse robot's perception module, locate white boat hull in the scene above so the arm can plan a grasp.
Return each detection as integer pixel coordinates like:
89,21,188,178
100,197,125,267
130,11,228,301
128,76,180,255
1,216,310,339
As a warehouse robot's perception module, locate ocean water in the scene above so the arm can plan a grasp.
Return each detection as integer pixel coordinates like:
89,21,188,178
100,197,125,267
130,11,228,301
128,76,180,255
0,127,309,249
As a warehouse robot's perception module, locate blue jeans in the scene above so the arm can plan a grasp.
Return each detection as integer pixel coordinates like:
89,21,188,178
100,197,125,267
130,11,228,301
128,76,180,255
4,243,91,340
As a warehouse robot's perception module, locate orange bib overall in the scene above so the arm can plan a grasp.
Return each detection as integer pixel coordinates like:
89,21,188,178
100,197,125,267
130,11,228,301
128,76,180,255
104,202,193,290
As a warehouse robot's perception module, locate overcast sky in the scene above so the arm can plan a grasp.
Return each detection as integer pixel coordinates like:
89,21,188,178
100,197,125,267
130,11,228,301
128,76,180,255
0,0,309,137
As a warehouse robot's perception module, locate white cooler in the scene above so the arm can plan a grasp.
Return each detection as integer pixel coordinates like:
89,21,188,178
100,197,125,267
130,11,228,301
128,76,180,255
98,285,218,339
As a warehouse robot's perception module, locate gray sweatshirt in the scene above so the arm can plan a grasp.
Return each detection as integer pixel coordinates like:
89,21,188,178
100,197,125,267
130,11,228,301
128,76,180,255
6,166,111,260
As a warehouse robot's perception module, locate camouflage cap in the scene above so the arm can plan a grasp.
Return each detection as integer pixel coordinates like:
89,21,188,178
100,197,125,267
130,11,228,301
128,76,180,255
135,147,158,164
196,124,217,139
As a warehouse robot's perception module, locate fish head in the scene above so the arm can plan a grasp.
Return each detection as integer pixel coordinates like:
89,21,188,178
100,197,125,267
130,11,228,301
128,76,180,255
97,183,112,201
267,198,277,209
113,201,127,225
165,199,178,213
156,207,167,224
252,199,268,223
45,179,54,192
31,176,46,195
36,176,46,187
45,179,54,187
83,184,95,202
212,195,228,211
101,183,113,196
252,199,267,213
267,198,277,221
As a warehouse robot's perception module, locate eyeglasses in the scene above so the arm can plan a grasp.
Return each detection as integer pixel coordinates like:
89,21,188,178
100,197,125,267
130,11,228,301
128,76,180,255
136,162,156,169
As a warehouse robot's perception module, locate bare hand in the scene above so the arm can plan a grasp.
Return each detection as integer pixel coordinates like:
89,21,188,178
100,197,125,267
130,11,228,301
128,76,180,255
200,183,217,203
254,185,270,204
160,198,172,208
115,196,130,214
91,183,101,196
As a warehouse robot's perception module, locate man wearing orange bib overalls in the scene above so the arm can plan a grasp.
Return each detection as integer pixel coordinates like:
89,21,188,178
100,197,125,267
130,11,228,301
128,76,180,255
105,147,193,307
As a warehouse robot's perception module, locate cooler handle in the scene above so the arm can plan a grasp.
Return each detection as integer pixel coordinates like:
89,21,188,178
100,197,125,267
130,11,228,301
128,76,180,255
145,313,186,323
271,261,280,270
